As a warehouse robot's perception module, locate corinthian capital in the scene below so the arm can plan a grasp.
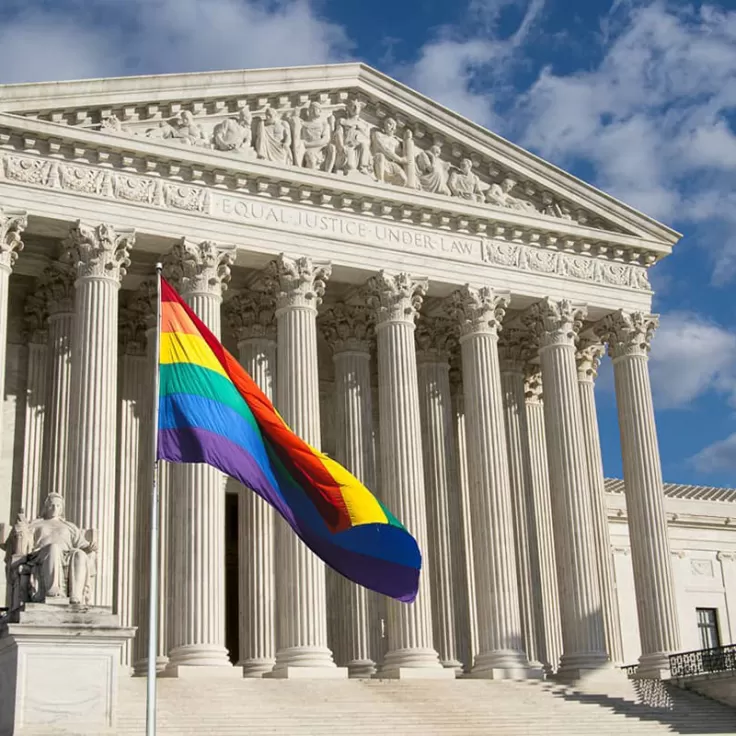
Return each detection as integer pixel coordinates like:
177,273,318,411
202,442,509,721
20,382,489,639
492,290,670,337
522,297,587,349
595,309,658,360
575,336,606,381
498,326,534,374
365,271,427,326
266,254,331,312
319,303,374,353
41,261,75,316
224,291,276,342
415,317,456,363
24,289,48,345
166,239,235,298
65,222,134,283
0,209,27,271
445,285,509,339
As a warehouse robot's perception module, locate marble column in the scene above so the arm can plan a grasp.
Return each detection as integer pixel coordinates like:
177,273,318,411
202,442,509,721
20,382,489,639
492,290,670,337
523,370,563,673
225,291,277,678
497,329,544,670
65,222,134,607
267,254,342,676
165,239,235,672
596,310,680,677
415,319,462,673
447,285,535,679
576,337,624,665
41,261,75,500
21,289,48,519
522,298,609,680
116,303,147,670
0,209,27,468
320,303,378,678
132,280,169,675
449,371,478,673
365,271,446,677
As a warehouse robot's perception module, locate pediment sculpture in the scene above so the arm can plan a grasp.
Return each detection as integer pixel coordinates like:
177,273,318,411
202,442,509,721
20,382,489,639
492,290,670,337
0,493,97,611
86,94,597,229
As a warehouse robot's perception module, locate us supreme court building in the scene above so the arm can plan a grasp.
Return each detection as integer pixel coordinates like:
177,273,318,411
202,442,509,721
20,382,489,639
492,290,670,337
0,63,734,683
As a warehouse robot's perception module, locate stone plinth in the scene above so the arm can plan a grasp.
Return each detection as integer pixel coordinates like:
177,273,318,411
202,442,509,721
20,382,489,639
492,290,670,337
0,603,135,735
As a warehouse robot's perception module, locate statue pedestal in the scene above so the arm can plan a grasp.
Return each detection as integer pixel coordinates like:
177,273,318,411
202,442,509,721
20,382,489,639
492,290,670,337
0,602,135,735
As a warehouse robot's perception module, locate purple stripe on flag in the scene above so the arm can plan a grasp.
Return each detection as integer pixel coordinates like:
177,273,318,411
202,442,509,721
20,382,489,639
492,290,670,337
157,426,297,527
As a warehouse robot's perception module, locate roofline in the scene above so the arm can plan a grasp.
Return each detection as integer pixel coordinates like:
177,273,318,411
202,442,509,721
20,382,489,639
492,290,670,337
605,477,736,503
0,61,682,245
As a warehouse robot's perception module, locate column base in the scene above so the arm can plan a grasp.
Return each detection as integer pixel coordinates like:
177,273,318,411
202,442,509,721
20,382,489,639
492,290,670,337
347,659,377,678
442,658,464,676
265,666,348,679
381,647,444,672
471,650,543,680
132,656,169,677
239,658,276,678
555,653,621,684
377,666,456,680
636,651,673,680
166,644,232,670
162,664,242,679
272,645,338,670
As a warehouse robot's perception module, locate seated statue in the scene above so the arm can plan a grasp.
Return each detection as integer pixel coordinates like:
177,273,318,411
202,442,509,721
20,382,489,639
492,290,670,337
330,98,372,176
1,493,97,609
371,117,408,186
449,158,488,202
292,101,333,170
213,108,255,157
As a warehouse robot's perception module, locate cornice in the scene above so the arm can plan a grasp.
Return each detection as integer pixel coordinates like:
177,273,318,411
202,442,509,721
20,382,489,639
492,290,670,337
0,63,680,246
0,115,665,283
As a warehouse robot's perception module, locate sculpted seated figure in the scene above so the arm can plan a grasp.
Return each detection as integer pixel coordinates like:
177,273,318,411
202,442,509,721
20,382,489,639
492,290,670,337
330,98,372,176
448,158,488,202
486,177,537,213
292,101,333,170
255,107,293,165
213,108,255,157
1,494,97,608
371,117,408,186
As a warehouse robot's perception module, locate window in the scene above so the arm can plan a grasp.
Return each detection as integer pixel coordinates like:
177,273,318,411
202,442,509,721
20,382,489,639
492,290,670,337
697,608,721,650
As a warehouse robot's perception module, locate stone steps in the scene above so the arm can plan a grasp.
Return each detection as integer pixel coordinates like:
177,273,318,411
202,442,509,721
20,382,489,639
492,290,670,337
89,677,736,736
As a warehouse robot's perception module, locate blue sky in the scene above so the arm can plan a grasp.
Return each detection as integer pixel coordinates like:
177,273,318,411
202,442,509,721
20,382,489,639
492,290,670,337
1,0,735,487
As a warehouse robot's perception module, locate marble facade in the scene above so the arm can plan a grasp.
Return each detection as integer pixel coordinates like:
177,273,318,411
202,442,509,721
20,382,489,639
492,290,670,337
0,63,733,684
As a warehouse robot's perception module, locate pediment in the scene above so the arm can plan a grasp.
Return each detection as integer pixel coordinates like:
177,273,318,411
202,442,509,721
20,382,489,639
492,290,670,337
0,63,679,249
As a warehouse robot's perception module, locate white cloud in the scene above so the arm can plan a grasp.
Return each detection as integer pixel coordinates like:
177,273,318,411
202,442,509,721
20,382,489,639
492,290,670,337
397,0,544,129
0,0,351,84
691,433,736,474
648,312,736,409
518,3,736,278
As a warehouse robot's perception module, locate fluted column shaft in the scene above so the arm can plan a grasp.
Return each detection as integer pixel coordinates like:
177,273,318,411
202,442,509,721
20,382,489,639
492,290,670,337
116,346,145,669
524,299,608,679
166,239,234,670
320,303,378,677
232,314,277,676
448,286,532,678
416,321,462,673
523,373,562,673
367,272,443,676
21,333,47,518
498,338,544,670
450,383,477,673
577,340,623,664
66,223,133,607
598,311,680,677
42,264,75,500
269,255,338,674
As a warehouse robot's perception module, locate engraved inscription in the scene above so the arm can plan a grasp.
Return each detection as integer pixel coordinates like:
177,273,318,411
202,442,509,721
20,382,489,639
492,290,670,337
216,196,480,259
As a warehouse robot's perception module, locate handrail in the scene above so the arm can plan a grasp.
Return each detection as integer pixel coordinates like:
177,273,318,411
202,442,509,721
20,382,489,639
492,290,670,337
669,644,736,677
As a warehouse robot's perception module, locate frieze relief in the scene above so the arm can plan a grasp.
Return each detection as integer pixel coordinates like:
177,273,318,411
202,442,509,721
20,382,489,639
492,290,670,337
28,93,619,233
0,149,653,292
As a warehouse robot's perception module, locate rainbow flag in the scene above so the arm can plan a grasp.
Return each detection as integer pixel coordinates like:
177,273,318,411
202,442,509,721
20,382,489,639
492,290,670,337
157,277,421,602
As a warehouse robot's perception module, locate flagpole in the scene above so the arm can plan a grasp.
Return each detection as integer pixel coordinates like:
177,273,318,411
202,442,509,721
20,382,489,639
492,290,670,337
146,263,163,736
